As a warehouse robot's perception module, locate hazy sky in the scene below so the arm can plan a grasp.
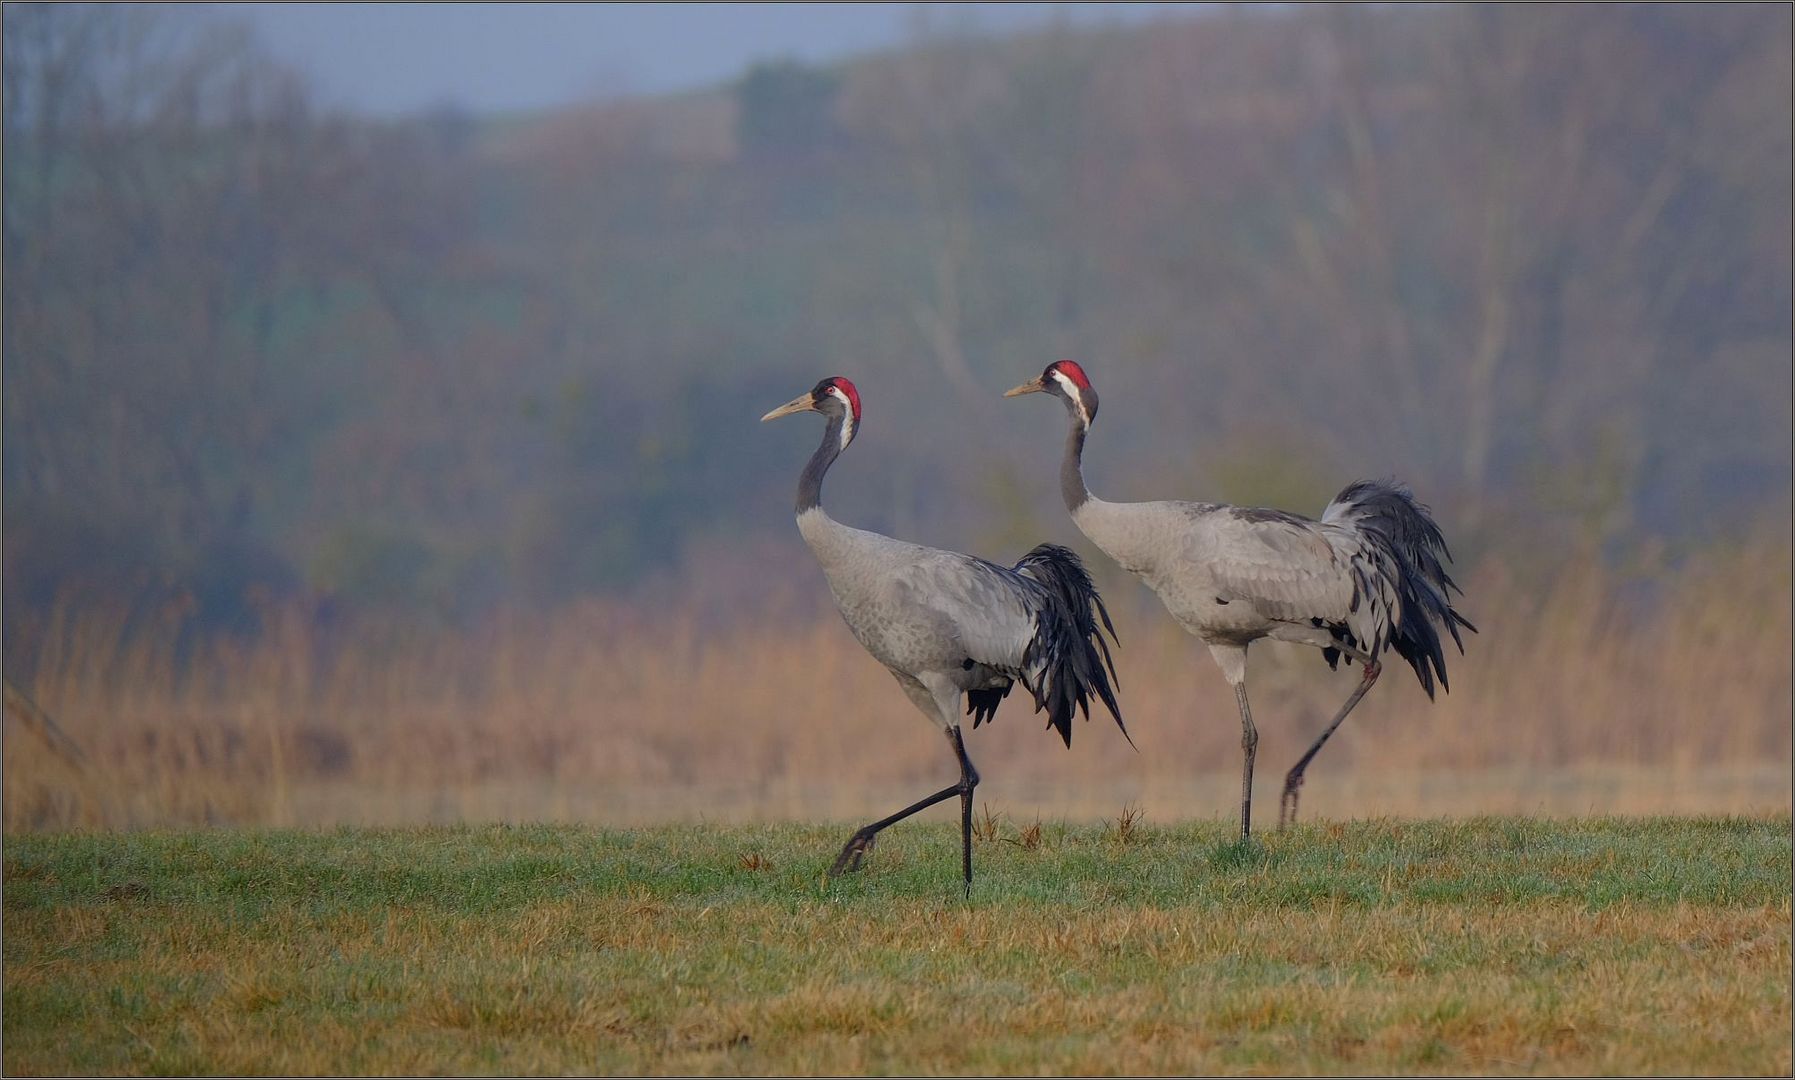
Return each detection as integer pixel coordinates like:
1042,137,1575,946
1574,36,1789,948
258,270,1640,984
209,2,1213,117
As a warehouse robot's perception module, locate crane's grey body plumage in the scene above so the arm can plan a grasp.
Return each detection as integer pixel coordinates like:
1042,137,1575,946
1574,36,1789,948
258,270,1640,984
798,508,1121,745
800,509,1032,709
764,376,1125,892
1072,490,1464,674
1011,360,1475,836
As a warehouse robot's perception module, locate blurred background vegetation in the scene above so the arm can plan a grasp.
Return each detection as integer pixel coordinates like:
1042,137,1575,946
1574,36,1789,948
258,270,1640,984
2,4,1789,827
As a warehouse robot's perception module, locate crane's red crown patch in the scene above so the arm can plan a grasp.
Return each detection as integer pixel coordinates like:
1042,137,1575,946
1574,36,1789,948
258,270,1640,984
1051,360,1092,391
824,376,861,421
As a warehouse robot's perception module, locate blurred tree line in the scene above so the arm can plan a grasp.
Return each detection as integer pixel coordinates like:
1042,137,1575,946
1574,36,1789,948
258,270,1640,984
3,3,1788,664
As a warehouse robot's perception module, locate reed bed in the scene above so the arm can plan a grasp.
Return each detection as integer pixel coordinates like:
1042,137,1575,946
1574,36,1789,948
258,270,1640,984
5,540,1789,830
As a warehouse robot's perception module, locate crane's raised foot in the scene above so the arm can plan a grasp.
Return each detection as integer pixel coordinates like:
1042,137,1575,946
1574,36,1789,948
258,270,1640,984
1279,771,1305,829
1279,658,1380,830
828,829,878,877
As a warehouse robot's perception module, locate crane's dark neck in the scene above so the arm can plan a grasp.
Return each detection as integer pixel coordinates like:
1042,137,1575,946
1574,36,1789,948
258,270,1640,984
1062,413,1090,512
797,413,846,514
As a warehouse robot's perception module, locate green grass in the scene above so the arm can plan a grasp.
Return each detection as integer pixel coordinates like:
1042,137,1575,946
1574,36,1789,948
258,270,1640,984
4,817,1790,1075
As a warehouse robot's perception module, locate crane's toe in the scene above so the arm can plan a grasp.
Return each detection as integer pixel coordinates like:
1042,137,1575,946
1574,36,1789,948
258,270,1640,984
828,829,878,877
1279,772,1307,828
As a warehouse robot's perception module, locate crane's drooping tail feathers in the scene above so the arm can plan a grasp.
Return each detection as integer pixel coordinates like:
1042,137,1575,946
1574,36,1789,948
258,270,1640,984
1322,480,1478,698
1011,543,1130,748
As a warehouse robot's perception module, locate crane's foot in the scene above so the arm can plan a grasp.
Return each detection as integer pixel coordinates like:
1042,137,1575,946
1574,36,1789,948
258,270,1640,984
828,828,877,878
1279,772,1305,829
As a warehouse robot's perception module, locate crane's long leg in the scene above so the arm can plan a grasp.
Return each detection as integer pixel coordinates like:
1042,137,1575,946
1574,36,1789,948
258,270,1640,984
829,725,980,894
956,727,979,894
1209,644,1257,840
1279,658,1381,828
1234,683,1257,839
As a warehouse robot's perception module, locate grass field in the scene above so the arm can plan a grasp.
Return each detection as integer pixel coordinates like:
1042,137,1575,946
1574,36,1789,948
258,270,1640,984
4,816,1789,1075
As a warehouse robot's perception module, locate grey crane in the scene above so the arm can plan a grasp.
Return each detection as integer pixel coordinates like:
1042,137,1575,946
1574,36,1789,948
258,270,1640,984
763,376,1129,892
1006,360,1475,838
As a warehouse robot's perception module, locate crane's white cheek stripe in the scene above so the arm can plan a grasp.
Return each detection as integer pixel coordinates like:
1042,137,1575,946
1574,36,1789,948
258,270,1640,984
827,385,859,449
1050,370,1090,427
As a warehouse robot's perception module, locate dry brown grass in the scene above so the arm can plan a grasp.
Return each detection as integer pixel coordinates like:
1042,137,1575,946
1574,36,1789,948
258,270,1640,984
4,539,1789,830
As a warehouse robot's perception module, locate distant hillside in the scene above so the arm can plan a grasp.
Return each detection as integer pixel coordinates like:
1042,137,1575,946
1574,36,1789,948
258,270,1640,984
3,3,1789,660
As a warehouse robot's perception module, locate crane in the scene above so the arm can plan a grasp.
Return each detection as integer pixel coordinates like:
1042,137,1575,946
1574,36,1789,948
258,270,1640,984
763,376,1129,892
1006,360,1474,838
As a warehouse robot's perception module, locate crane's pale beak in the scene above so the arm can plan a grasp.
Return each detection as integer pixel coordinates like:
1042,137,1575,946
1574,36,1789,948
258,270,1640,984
760,393,817,422
1003,376,1045,397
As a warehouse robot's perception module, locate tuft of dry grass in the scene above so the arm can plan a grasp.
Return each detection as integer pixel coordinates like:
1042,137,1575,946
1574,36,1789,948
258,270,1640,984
1111,803,1146,846
972,803,1002,844
2,539,1789,830
1009,817,1044,851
